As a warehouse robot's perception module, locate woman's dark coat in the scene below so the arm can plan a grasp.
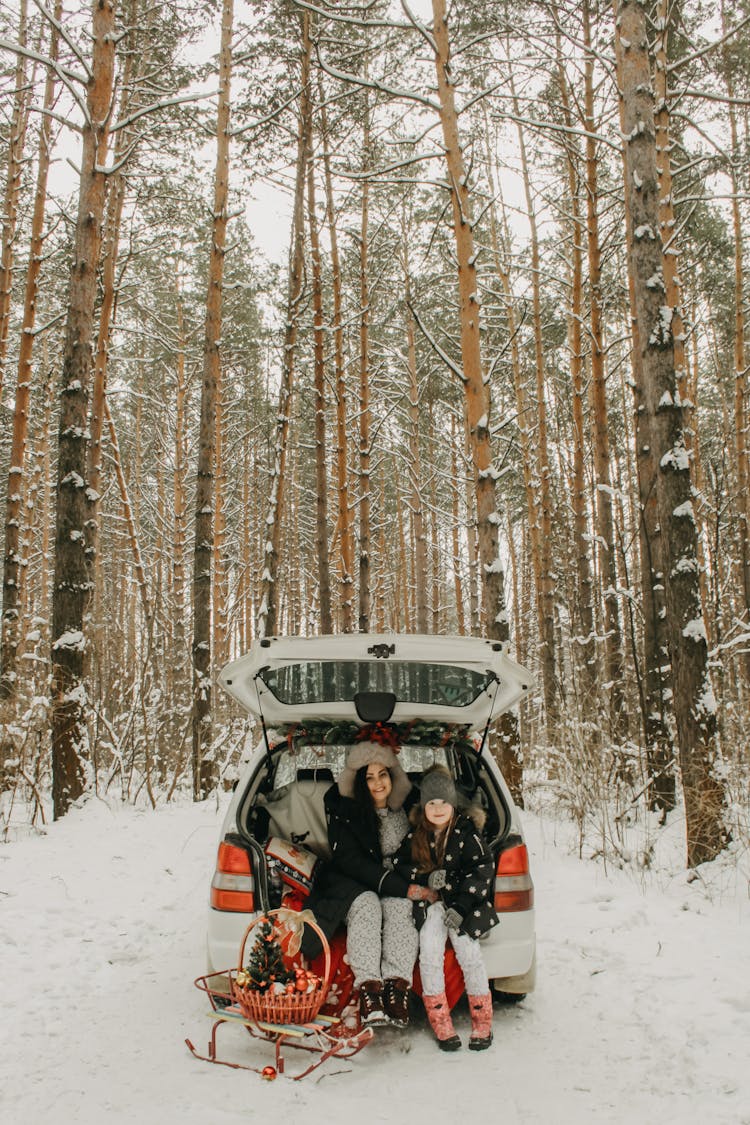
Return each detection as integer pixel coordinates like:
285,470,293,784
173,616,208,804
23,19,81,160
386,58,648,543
393,811,499,940
301,783,417,957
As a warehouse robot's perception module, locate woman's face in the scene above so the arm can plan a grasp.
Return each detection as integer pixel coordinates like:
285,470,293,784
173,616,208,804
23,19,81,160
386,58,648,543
365,762,392,809
424,799,454,831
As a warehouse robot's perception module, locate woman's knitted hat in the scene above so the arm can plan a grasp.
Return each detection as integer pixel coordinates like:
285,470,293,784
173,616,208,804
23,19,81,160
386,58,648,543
337,740,411,809
419,766,458,807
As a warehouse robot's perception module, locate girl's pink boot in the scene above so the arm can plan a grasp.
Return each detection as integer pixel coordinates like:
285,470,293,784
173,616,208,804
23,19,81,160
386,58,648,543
423,993,461,1051
468,993,493,1050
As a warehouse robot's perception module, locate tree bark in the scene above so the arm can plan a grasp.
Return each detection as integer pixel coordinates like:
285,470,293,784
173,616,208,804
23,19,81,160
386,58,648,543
191,0,233,799
358,85,372,635
554,30,598,724
403,262,428,631
306,116,333,634
720,1,750,639
617,0,727,865
613,9,675,814
258,11,310,639
450,411,466,635
509,63,559,735
51,0,116,818
0,0,31,394
432,0,521,789
319,81,354,632
583,0,625,739
1,0,61,704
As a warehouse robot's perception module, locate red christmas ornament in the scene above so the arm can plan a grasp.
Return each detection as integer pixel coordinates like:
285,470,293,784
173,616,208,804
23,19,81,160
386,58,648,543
261,1066,277,1081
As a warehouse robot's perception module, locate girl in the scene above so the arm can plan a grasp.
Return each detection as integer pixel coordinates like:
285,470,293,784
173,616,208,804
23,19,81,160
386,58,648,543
304,739,419,1028
394,765,498,1051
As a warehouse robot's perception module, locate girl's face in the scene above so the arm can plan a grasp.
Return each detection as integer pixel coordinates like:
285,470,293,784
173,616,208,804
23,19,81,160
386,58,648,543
366,763,392,809
424,799,454,831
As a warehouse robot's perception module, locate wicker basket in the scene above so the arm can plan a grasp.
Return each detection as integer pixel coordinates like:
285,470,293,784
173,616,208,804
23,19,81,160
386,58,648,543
231,910,330,1025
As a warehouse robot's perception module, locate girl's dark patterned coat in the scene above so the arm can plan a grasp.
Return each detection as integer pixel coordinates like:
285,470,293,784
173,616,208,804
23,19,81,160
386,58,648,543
393,811,499,940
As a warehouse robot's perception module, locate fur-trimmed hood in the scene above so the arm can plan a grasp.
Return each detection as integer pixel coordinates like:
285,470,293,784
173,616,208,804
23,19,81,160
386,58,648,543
336,740,412,810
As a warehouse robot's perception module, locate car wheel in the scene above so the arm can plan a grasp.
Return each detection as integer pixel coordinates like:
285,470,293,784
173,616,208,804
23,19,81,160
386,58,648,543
491,986,526,1004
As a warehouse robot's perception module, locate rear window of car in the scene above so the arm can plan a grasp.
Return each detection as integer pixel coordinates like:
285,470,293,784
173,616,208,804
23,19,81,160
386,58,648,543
257,661,493,708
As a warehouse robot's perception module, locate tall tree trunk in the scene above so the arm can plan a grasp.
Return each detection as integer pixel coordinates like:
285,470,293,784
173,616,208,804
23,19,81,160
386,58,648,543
86,0,142,647
485,144,541,675
191,0,232,799
358,86,372,634
404,262,428,631
172,280,188,679
51,0,116,819
319,81,354,631
613,10,675,814
721,0,750,640
1,0,61,704
464,412,480,633
432,0,521,791
258,12,310,638
617,0,727,865
583,0,625,739
450,411,466,635
306,118,333,633
397,484,411,631
212,376,229,668
554,31,597,723
0,0,31,393
510,64,559,735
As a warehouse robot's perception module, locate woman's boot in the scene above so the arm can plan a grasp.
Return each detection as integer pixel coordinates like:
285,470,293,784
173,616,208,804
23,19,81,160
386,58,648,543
423,992,461,1051
467,993,493,1050
359,980,388,1027
383,978,411,1028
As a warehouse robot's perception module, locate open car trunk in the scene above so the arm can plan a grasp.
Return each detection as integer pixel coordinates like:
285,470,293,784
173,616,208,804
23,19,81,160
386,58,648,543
218,633,532,732
235,731,514,914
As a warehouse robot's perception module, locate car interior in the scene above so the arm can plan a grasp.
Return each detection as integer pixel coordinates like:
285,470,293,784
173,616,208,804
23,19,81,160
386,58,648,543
240,741,511,914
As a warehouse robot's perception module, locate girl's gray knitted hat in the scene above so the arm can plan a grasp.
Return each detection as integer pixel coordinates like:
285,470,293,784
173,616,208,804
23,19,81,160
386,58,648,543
419,767,458,806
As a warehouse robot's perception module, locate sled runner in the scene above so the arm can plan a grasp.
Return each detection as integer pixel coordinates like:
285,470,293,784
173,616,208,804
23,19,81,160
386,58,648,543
186,910,372,1080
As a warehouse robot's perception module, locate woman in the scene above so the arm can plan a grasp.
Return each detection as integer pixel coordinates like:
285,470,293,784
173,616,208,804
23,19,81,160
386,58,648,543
304,739,419,1028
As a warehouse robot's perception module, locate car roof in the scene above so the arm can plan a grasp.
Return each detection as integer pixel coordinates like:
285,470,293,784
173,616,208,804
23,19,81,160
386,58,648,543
217,633,532,731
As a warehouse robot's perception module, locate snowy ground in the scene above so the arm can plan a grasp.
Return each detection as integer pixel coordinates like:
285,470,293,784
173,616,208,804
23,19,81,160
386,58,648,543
2,794,748,1125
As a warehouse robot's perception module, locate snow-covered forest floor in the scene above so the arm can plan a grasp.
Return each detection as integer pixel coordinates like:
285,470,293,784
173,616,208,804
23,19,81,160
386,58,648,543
2,793,748,1125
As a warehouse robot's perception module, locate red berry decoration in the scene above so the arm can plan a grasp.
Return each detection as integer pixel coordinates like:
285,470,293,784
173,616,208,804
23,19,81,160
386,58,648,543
261,1065,277,1081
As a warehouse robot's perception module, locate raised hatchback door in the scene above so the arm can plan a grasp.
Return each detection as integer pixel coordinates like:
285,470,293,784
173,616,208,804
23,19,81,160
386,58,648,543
218,633,532,731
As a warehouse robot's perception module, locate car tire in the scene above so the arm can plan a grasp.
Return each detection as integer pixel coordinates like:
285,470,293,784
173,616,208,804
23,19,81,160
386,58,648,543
491,986,526,1004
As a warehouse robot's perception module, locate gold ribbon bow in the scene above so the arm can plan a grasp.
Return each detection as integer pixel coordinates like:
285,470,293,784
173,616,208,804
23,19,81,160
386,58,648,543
274,907,315,957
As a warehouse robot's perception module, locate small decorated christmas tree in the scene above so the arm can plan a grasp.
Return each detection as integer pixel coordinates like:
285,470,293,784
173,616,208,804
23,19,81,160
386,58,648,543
239,917,293,993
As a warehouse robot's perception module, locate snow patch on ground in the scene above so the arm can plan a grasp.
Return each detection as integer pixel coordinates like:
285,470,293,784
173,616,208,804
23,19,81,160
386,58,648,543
1,796,748,1124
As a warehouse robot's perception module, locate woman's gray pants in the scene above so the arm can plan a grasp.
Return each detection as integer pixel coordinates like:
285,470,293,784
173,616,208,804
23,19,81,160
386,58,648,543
346,890,419,987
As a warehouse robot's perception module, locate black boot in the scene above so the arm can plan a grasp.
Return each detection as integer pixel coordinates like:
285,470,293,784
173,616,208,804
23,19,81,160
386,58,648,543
383,978,411,1028
359,980,388,1027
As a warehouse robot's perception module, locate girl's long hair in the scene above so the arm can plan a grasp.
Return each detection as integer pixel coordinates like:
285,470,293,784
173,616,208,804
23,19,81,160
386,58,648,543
410,806,457,873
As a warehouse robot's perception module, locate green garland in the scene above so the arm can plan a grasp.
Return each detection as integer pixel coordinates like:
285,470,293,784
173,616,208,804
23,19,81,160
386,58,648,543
270,718,476,755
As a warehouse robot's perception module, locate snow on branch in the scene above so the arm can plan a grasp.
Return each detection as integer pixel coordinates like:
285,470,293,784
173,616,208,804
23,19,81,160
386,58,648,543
407,300,466,384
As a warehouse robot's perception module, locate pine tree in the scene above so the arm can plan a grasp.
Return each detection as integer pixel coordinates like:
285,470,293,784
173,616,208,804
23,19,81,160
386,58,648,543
243,918,292,991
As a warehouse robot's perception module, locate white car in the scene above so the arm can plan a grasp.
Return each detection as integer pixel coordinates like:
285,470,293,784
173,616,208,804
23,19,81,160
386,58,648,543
208,633,536,999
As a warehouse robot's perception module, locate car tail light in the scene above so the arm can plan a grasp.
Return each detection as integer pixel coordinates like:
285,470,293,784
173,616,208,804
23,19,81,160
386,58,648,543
494,843,534,912
210,840,255,912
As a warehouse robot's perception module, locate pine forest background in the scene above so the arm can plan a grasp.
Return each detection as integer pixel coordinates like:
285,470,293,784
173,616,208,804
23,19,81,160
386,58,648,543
1,0,749,869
